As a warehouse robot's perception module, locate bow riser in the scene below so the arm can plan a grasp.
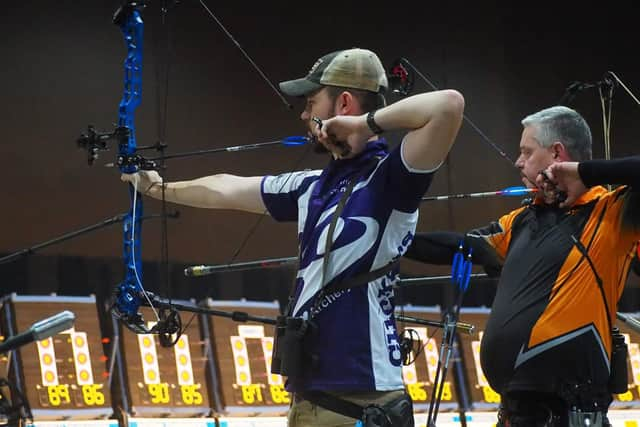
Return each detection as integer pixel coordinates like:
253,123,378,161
113,4,147,333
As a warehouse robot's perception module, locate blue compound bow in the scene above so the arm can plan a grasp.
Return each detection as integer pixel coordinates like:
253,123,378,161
76,1,309,338
76,1,164,335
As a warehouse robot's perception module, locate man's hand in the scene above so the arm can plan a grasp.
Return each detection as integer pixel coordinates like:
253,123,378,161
536,162,586,208
315,114,373,158
121,170,163,195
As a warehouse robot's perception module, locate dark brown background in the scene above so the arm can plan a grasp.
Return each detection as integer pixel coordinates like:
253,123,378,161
1,1,638,309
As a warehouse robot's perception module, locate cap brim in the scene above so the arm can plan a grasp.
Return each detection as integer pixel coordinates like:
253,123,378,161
279,78,322,97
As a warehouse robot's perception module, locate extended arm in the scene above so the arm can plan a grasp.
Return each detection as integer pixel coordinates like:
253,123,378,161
121,170,266,213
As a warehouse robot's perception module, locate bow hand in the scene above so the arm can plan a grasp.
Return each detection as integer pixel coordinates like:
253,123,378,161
121,170,163,196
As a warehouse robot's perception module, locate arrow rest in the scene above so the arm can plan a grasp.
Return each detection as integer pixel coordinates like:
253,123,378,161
116,153,159,171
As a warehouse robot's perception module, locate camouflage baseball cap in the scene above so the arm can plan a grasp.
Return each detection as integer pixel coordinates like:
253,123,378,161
279,48,388,97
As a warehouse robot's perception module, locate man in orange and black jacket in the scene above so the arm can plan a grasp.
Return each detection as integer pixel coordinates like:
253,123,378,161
405,106,640,427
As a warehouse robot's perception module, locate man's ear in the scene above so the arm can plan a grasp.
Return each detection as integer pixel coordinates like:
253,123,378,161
551,142,567,160
335,91,355,115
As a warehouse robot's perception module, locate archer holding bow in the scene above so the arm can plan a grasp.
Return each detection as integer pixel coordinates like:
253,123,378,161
121,47,465,426
405,105,640,427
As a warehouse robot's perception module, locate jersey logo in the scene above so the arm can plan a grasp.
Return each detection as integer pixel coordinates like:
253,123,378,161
294,216,379,314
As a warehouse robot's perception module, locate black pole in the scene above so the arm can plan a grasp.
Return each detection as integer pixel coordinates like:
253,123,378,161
396,315,474,336
147,294,277,325
0,211,179,265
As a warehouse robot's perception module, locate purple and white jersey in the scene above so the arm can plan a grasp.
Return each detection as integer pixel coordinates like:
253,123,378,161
261,139,435,392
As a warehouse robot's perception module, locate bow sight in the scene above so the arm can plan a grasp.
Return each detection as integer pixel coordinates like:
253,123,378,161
77,125,161,170
76,125,127,166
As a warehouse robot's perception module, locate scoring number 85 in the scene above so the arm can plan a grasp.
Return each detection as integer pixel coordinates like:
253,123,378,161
181,384,203,405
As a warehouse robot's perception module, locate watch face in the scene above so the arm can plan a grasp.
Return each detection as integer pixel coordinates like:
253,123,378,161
367,111,384,135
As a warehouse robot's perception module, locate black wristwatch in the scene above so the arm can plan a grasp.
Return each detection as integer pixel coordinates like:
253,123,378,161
366,110,384,135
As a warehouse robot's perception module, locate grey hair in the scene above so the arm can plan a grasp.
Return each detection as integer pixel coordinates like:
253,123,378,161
521,106,592,161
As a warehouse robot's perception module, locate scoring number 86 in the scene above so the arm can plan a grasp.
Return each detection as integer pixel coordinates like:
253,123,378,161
82,384,105,405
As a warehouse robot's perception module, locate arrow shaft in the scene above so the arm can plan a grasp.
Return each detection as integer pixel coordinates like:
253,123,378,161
422,188,536,202
149,139,289,161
